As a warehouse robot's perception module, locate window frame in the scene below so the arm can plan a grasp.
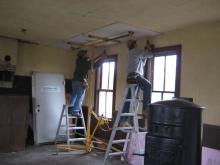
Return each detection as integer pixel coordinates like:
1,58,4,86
94,55,117,118
146,45,181,100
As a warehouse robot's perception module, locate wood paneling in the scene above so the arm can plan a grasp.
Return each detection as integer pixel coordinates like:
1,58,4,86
0,95,29,152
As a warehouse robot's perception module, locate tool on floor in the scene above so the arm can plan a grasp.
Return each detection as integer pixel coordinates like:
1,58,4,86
55,104,87,153
104,83,144,164
85,106,110,152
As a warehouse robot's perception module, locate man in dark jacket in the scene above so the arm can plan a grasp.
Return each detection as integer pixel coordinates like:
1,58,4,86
69,49,91,117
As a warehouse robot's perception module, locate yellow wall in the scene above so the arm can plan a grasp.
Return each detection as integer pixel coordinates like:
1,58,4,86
92,21,220,126
16,43,74,78
0,38,17,65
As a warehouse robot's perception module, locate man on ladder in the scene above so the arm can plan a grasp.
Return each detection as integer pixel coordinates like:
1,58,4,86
69,49,91,117
55,49,91,153
120,39,153,127
104,39,153,164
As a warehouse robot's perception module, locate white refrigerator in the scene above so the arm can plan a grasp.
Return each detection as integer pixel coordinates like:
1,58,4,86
32,72,65,144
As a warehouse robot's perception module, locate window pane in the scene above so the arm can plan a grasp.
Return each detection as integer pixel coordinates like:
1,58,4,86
108,62,115,90
165,55,177,91
151,92,162,103
153,56,165,91
106,92,113,118
101,62,109,89
98,91,106,116
163,93,174,100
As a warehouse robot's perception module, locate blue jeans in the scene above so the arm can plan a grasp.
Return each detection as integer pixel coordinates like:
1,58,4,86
120,75,151,123
69,81,86,114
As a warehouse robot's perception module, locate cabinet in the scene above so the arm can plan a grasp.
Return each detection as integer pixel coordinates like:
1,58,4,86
0,95,29,152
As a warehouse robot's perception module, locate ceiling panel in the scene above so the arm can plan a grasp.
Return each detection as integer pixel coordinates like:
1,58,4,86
61,22,158,49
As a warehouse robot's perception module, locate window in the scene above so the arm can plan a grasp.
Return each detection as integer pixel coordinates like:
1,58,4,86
146,45,181,103
94,55,117,119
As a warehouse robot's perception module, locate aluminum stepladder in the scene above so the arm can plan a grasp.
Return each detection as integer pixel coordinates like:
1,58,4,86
55,104,87,153
104,83,144,164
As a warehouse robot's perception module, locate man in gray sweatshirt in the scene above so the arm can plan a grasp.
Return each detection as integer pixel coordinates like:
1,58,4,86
120,39,153,127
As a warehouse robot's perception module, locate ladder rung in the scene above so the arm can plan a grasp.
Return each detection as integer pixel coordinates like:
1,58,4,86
124,99,134,102
57,135,67,138
64,114,83,118
137,115,144,119
139,127,148,132
68,116,83,119
69,124,76,127
116,127,134,133
68,127,86,130
120,113,134,116
124,99,142,102
112,139,130,144
57,132,78,136
117,127,133,131
109,151,126,156
69,138,86,142
60,124,76,127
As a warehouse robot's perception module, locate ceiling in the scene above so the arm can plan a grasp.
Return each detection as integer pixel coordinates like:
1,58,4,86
60,22,158,49
0,0,220,48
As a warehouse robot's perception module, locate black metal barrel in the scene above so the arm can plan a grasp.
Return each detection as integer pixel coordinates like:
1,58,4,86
145,99,203,165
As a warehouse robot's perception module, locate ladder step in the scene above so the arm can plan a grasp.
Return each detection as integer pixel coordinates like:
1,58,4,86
124,99,134,102
109,151,126,156
68,127,86,130
124,99,142,102
69,138,86,142
112,139,130,144
60,124,76,127
116,127,134,133
139,127,148,132
120,113,134,116
63,114,82,118
137,115,144,120
116,127,133,131
68,116,83,119
69,124,76,127
57,135,67,138
57,133,80,137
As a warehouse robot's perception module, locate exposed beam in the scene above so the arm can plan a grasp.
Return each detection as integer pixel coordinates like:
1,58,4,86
87,34,121,43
